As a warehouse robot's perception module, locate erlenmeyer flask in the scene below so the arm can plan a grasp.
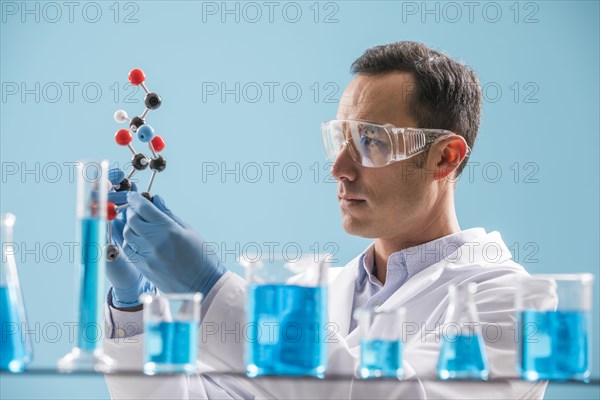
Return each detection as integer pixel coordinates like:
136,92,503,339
437,282,489,380
1,213,33,372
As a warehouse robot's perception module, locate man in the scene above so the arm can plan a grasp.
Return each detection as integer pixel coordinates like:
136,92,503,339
103,42,552,399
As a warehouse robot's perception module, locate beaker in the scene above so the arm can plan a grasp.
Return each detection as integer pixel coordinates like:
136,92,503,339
354,306,405,379
57,160,115,372
437,282,489,380
516,273,594,381
141,292,202,375
1,213,33,372
244,252,329,378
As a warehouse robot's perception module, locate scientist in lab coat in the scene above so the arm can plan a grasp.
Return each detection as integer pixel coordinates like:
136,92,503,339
103,41,553,399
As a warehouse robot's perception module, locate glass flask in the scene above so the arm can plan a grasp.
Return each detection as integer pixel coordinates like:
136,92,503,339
1,213,33,372
437,282,489,380
516,274,594,381
57,160,115,372
355,306,405,379
141,292,202,375
244,253,329,378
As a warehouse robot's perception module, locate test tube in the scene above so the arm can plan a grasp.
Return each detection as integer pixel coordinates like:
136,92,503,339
57,160,115,372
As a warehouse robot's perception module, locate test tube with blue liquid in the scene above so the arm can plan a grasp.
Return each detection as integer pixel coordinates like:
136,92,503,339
437,282,489,380
141,292,202,375
517,274,594,381
244,253,329,378
355,306,405,379
57,160,115,372
0,213,33,372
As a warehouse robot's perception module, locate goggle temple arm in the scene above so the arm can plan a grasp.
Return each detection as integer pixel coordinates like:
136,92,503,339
390,128,429,161
392,128,472,164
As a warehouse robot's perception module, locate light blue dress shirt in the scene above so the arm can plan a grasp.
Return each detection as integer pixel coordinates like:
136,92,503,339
348,228,480,332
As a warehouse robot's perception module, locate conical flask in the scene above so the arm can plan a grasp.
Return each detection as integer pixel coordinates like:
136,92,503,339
1,213,33,372
437,282,489,380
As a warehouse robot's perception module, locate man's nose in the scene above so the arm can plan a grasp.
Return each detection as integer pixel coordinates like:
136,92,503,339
331,142,359,182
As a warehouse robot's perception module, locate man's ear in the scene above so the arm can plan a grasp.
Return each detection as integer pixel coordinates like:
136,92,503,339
432,136,469,181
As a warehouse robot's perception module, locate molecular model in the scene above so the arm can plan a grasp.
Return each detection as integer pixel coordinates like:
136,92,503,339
106,68,167,261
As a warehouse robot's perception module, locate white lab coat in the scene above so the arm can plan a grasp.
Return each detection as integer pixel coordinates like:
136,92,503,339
104,229,552,399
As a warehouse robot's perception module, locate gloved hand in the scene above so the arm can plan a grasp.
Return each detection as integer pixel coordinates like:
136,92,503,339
106,250,156,309
106,168,155,309
123,191,226,297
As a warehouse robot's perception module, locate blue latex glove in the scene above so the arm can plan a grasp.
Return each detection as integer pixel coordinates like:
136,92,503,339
123,191,226,296
106,168,155,308
106,250,156,309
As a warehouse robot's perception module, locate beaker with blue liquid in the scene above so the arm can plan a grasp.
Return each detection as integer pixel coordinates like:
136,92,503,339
57,160,115,372
517,274,594,381
437,282,489,380
1,213,33,372
355,306,405,379
141,292,202,375
244,253,329,378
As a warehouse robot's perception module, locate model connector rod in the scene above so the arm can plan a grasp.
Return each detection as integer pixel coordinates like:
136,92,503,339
108,68,168,261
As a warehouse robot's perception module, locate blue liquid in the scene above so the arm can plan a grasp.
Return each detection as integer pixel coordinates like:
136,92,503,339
519,310,589,381
246,285,327,377
0,286,27,372
78,218,106,351
437,335,488,380
359,339,403,378
145,321,198,373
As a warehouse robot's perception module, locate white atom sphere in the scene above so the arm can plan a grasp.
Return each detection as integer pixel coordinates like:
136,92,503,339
114,109,129,123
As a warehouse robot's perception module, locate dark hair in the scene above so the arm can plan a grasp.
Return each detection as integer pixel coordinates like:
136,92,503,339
351,41,481,177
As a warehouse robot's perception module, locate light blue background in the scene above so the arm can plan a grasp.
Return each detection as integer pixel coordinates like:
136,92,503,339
1,1,598,398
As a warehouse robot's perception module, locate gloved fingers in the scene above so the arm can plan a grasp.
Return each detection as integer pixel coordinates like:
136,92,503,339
106,250,155,307
108,167,137,206
111,218,125,246
152,195,188,228
108,168,125,185
108,182,138,206
127,191,171,224
119,242,148,268
123,223,153,257
105,249,143,290
108,191,127,206
126,207,167,236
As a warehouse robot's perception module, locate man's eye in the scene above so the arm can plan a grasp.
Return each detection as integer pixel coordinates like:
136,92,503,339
360,136,382,147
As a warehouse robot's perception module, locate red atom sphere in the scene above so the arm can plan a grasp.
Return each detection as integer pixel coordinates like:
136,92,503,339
107,202,118,221
115,129,133,146
151,135,166,152
128,68,146,85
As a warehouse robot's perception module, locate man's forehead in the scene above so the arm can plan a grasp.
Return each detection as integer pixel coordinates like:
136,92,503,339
336,73,417,126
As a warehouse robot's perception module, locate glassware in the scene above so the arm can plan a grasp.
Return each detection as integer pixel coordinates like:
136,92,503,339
437,282,489,380
516,273,594,381
244,253,329,378
140,292,202,375
0,213,33,372
57,160,115,372
354,306,405,379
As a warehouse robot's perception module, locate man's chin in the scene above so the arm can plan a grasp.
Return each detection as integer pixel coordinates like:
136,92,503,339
341,217,378,239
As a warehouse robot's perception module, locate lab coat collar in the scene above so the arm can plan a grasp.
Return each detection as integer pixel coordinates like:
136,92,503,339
376,228,513,308
356,228,486,290
329,228,512,340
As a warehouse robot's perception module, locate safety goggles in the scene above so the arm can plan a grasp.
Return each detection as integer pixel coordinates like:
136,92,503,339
321,119,467,168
